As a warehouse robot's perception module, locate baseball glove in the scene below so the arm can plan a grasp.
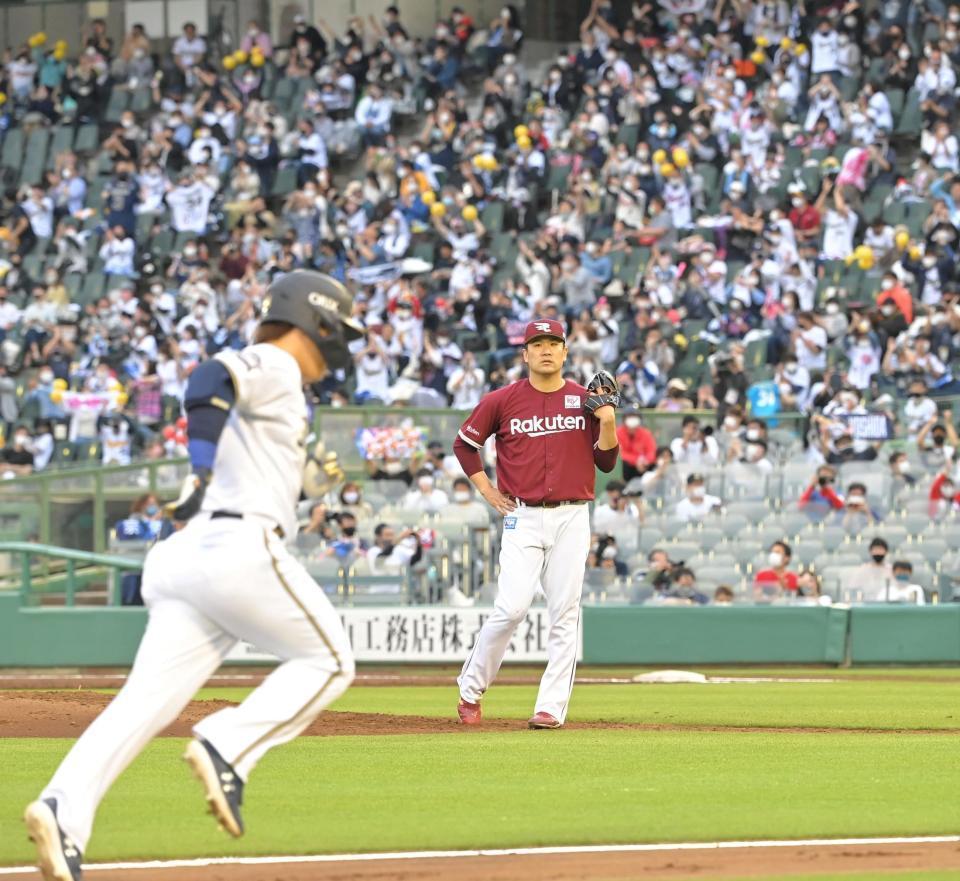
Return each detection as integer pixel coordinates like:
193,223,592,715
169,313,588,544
584,370,621,416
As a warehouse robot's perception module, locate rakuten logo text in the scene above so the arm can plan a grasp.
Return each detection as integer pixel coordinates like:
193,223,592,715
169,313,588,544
509,415,586,437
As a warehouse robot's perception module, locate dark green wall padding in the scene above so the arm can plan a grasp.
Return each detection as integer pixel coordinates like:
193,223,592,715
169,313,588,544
3,596,960,666
582,606,852,664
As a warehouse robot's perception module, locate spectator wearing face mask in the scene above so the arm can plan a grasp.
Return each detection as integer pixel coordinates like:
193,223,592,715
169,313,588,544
443,476,488,520
792,311,828,371
616,410,656,481
588,534,628,577
929,464,960,518
0,428,35,477
658,567,709,606
326,512,368,561
847,537,894,601
841,482,881,529
670,416,720,466
754,540,798,600
674,474,722,524
889,561,926,604
917,414,958,469
402,468,449,513
592,480,641,534
367,524,421,578
446,350,485,409
115,493,163,540
903,380,938,439
888,451,916,494
336,482,373,519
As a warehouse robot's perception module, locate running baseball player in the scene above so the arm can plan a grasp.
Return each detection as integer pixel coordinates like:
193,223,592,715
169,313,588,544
24,271,362,881
453,319,620,729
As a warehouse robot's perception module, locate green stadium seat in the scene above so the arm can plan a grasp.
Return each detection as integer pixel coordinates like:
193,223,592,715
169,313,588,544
73,123,100,154
480,200,504,230
0,128,23,171
269,165,298,197
104,89,130,124
615,124,640,151
46,125,75,170
130,87,153,113
19,129,50,186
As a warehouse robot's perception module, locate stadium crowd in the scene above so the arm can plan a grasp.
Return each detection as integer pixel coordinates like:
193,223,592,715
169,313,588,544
0,0,959,603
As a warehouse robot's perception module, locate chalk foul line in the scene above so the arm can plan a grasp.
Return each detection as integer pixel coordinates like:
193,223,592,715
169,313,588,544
1,835,959,874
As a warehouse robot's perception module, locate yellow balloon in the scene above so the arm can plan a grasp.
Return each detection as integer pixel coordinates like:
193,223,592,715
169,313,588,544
660,162,676,177
794,43,808,55
854,244,873,261
115,392,129,407
652,148,667,165
908,244,922,260
857,253,874,271
233,49,248,64
430,201,447,218
0,92,7,105
895,229,910,250
53,47,66,61
52,378,68,391
517,135,532,151
36,32,47,45
844,252,858,267
250,53,264,67
55,39,67,49
462,204,478,222
514,124,529,140
483,154,499,171
223,55,237,71
750,49,766,64
672,146,689,168
755,35,770,48
780,37,793,50
421,190,436,205
49,390,63,404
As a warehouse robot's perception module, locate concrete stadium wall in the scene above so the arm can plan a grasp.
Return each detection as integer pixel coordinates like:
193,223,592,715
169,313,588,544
3,595,960,666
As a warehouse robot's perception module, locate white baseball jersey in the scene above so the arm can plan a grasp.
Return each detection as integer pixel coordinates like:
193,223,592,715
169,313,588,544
203,344,309,540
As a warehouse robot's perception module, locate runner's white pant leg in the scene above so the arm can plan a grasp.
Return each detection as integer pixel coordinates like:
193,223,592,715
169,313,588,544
42,535,235,851
535,504,590,722
458,507,543,704
193,528,354,780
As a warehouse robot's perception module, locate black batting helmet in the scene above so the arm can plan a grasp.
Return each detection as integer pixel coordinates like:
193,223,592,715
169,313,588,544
259,271,364,371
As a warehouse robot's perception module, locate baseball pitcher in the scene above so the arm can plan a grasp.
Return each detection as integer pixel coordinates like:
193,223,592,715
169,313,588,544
24,271,362,881
453,319,620,729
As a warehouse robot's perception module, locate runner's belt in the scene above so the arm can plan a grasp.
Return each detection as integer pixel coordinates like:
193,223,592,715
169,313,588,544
211,510,285,539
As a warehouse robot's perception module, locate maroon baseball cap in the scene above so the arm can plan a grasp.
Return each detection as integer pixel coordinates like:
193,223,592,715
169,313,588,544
522,319,566,345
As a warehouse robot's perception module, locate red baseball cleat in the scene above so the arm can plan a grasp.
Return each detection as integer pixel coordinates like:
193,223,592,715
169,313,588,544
457,698,482,725
527,712,562,729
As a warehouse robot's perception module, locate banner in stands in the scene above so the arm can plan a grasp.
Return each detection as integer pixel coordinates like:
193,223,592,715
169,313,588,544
226,606,576,663
835,414,893,441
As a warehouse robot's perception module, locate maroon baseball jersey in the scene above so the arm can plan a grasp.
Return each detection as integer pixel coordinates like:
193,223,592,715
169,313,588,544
454,379,619,503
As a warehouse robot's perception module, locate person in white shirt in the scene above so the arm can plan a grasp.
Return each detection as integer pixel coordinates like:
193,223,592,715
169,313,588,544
810,19,839,75
99,226,136,278
921,121,960,173
353,332,392,402
592,480,642,535
354,82,393,146
294,117,328,185
864,84,894,133
187,129,222,167
165,175,215,234
446,351,485,410
402,470,449,514
21,187,55,240
172,22,206,70
669,416,720,467
816,178,858,260
903,381,938,439
889,561,926,605
674,474,722,523
793,311,828,371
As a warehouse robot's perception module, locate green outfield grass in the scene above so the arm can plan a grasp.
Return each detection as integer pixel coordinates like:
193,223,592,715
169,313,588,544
2,672,958,878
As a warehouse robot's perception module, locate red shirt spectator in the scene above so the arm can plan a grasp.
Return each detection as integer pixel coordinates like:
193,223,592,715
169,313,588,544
616,413,656,480
789,199,821,242
876,275,914,324
753,541,799,598
929,471,960,515
799,467,844,511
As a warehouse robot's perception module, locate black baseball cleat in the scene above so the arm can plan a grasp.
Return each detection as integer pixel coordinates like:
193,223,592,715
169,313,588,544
23,798,84,881
184,736,245,837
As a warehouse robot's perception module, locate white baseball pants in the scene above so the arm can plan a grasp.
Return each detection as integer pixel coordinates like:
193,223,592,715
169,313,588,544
458,502,590,722
41,515,354,852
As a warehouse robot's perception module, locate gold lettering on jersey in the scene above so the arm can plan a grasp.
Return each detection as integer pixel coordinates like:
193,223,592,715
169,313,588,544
261,295,272,314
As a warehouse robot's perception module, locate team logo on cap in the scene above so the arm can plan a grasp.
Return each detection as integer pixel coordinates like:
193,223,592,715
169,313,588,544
309,292,341,314
534,322,553,332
